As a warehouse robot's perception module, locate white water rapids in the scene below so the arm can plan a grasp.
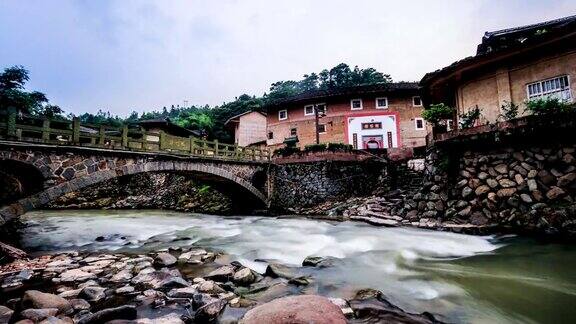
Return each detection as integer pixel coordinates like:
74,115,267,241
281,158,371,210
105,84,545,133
20,210,576,324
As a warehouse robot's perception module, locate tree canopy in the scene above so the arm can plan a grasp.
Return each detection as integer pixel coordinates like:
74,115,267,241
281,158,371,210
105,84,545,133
1,63,391,143
0,65,66,119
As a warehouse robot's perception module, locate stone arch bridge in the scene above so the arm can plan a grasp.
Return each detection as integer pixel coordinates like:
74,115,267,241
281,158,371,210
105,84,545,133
0,142,269,225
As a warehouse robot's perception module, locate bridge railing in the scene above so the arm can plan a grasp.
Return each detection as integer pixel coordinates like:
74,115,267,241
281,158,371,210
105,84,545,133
0,110,270,162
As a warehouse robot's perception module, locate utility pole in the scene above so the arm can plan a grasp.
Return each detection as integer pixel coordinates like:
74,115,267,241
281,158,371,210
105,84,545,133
314,104,326,144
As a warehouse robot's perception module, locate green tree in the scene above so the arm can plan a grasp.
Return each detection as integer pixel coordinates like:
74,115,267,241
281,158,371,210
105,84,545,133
0,65,48,114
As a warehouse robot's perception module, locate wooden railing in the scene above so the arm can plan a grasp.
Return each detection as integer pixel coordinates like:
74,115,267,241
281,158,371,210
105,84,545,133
0,109,270,162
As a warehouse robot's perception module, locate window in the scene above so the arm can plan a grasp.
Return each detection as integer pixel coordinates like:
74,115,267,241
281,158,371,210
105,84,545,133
414,118,424,130
446,119,454,131
375,97,388,109
316,103,327,115
290,128,297,136
304,105,314,116
351,99,363,110
527,75,572,102
413,96,422,107
278,110,288,120
317,124,326,133
268,132,273,140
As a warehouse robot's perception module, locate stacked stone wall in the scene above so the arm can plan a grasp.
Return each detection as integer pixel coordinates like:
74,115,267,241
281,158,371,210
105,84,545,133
269,160,386,209
403,144,576,235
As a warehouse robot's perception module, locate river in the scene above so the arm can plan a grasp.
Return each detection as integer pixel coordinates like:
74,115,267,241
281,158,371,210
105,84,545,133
18,209,576,324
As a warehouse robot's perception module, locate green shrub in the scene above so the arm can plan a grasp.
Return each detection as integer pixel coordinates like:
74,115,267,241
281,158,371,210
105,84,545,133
458,106,482,129
273,146,300,157
327,142,353,152
499,101,519,121
304,143,327,153
421,103,455,126
526,97,571,115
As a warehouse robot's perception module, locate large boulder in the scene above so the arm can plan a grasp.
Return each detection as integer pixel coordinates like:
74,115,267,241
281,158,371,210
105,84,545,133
240,295,347,324
22,291,73,315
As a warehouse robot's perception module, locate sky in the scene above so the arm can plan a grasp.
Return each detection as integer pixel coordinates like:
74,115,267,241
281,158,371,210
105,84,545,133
0,0,574,116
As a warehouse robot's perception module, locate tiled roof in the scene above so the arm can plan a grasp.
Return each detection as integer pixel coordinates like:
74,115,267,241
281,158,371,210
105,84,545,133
265,82,419,108
421,15,576,86
224,110,266,126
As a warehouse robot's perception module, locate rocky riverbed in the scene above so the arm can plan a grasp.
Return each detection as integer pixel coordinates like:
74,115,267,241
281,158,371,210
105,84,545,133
0,247,439,323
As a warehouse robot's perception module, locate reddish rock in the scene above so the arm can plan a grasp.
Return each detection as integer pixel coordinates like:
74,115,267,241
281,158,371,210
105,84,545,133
240,295,347,324
546,186,566,200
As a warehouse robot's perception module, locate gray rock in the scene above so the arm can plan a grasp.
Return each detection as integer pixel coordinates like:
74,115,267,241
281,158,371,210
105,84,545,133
154,253,177,267
194,299,227,323
39,316,73,324
198,280,226,294
77,305,137,324
21,308,59,322
499,179,517,188
79,286,107,303
265,263,298,279
527,179,538,191
205,265,235,282
59,269,96,283
558,173,576,187
520,194,533,204
494,164,508,174
132,270,188,290
167,287,197,298
69,299,91,312
110,269,133,283
462,187,473,199
487,178,499,188
0,305,13,323
115,285,135,295
233,267,256,286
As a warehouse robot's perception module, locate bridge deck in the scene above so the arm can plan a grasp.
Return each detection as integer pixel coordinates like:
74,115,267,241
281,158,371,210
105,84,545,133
0,111,270,162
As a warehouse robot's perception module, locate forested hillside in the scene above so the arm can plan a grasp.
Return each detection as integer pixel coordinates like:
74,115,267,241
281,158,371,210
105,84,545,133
0,64,391,143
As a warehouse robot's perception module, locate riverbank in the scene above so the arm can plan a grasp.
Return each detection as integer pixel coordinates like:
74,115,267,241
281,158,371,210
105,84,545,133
0,247,439,323
3,210,576,323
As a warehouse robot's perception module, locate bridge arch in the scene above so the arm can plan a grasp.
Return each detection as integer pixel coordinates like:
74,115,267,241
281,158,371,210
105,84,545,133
0,158,267,225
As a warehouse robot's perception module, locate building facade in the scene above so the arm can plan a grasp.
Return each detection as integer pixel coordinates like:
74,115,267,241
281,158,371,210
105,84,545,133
224,111,267,147
421,15,576,126
265,83,427,150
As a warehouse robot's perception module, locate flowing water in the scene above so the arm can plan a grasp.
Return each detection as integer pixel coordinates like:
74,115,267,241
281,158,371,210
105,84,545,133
19,210,576,324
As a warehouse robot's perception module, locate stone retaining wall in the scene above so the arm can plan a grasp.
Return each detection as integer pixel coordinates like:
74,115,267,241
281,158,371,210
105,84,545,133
269,160,386,210
402,144,576,235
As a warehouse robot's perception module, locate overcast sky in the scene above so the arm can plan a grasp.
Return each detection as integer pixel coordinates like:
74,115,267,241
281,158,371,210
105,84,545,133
0,0,574,116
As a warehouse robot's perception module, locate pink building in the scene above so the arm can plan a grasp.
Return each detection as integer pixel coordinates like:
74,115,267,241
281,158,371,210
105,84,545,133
224,111,267,147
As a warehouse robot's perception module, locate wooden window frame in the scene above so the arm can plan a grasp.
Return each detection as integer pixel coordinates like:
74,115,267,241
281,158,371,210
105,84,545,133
278,109,288,121
375,97,388,109
414,117,425,130
412,96,422,107
350,99,363,110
